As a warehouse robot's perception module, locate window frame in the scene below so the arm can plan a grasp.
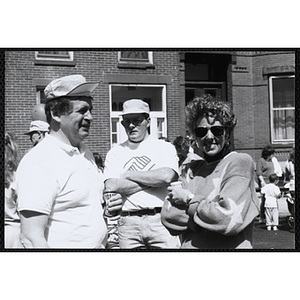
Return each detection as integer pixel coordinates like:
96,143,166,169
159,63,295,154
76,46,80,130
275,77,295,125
36,87,44,104
269,75,295,144
34,51,76,66
117,51,154,69
35,51,74,61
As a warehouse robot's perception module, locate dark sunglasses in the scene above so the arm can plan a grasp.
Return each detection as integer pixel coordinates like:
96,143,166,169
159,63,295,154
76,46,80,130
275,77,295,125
122,118,145,127
194,126,224,138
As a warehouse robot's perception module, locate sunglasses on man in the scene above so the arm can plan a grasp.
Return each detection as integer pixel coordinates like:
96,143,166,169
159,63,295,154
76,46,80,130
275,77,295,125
194,126,225,138
122,117,146,127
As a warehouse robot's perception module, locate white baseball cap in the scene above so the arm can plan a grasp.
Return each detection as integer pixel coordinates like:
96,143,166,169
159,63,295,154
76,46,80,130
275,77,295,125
120,99,150,116
24,120,50,135
44,74,99,101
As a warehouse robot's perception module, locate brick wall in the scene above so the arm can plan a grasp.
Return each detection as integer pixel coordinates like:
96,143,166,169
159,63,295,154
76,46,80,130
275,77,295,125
5,50,183,160
232,51,295,163
5,50,294,164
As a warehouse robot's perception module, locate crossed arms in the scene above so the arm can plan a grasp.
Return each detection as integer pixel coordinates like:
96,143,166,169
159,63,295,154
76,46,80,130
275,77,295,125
104,168,178,196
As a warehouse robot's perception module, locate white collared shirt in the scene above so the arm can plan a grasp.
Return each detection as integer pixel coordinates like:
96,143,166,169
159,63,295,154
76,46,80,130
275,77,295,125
17,135,107,248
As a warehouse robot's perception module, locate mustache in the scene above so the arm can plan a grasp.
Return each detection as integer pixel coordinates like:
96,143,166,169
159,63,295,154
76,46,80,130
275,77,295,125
81,121,91,128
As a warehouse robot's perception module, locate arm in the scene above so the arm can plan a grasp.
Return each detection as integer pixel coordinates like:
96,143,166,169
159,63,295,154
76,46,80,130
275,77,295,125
256,159,266,187
161,198,190,236
258,175,266,187
20,210,49,248
104,177,147,196
121,167,178,187
188,155,259,236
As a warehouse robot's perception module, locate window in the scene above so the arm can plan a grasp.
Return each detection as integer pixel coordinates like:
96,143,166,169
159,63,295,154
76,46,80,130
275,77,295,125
36,86,46,104
184,53,230,104
118,51,154,69
34,79,52,104
269,75,295,143
109,84,167,146
35,50,73,60
34,51,75,66
119,51,151,62
185,83,225,104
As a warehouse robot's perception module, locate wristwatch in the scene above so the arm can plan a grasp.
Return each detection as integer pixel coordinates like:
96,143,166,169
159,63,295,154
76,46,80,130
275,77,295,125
186,193,195,205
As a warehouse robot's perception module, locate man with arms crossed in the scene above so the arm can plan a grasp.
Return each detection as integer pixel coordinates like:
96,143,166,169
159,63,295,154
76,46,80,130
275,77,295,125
16,75,118,248
104,99,180,249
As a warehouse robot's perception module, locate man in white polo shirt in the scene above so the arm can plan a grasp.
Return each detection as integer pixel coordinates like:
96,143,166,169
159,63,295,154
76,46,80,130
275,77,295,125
104,99,181,249
16,74,116,248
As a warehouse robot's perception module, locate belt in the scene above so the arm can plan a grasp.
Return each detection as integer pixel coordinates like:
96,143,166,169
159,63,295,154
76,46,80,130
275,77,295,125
121,207,162,217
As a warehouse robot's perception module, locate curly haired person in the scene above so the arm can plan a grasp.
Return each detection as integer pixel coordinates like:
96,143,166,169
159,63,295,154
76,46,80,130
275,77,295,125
161,94,259,249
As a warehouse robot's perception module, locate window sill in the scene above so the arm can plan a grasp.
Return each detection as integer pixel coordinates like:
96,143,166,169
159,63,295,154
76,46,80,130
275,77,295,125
117,62,155,69
34,59,77,67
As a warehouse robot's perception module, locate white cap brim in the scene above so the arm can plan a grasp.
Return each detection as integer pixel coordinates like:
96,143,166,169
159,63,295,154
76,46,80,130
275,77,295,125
67,82,99,97
119,110,150,116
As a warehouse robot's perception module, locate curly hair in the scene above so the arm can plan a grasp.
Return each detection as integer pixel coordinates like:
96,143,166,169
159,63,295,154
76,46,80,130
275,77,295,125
5,132,20,188
185,94,237,135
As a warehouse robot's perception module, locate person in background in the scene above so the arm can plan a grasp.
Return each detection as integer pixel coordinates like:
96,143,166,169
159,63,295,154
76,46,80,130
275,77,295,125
172,135,201,178
256,145,282,223
24,104,50,147
104,99,180,249
24,120,49,147
261,174,281,231
284,148,295,220
161,94,259,249
16,75,120,248
5,132,22,248
284,148,295,183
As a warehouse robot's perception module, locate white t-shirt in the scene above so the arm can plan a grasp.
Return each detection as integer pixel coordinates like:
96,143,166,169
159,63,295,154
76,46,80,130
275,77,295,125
104,136,179,211
261,183,281,208
17,135,107,249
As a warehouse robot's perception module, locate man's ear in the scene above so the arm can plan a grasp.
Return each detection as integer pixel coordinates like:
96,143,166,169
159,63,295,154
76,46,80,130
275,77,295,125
50,110,61,123
146,117,151,128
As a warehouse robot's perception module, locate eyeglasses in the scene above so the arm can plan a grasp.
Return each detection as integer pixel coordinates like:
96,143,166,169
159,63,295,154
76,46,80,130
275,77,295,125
122,118,145,127
194,126,224,138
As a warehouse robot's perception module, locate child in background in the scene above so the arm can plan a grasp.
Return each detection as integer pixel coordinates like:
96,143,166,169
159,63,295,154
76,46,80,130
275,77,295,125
261,173,281,231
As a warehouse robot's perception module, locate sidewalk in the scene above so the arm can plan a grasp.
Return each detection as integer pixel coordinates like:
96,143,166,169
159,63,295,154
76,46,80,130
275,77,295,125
253,196,295,250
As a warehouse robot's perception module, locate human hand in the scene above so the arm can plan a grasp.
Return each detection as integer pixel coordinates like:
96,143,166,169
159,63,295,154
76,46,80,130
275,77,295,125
167,185,190,206
105,193,123,212
104,178,120,193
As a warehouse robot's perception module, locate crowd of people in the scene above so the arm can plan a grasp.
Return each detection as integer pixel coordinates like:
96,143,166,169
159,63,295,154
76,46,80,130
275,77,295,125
4,74,295,250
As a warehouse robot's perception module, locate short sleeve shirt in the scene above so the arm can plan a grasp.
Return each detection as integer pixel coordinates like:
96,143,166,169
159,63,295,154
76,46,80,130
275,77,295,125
104,136,179,211
17,135,107,248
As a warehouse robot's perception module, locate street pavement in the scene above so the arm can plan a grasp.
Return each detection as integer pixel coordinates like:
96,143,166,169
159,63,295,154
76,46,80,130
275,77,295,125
253,196,295,250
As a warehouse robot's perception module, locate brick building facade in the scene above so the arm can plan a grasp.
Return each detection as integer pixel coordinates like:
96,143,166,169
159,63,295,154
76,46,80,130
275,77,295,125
4,50,295,166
